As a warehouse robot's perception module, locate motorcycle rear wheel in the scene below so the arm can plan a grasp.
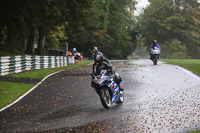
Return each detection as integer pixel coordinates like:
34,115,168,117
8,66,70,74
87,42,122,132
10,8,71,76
100,89,111,109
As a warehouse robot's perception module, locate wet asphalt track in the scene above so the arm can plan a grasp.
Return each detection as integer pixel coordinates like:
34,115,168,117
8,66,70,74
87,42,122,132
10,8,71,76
0,59,200,132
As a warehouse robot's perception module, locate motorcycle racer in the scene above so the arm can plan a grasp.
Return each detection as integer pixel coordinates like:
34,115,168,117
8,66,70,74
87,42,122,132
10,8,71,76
92,52,123,91
149,40,161,60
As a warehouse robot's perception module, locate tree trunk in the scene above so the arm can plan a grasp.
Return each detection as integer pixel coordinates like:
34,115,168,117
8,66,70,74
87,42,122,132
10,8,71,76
37,28,46,55
26,28,35,54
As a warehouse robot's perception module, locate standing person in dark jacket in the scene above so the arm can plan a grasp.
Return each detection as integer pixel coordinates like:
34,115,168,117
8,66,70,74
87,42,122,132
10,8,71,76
93,47,100,62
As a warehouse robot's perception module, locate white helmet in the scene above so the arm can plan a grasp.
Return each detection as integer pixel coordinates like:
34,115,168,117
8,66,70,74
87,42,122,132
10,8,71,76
93,47,98,53
73,48,76,51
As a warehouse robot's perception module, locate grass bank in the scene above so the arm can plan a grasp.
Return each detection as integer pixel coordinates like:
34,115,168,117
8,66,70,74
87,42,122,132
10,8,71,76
0,61,92,109
161,59,200,76
0,81,34,108
189,131,200,133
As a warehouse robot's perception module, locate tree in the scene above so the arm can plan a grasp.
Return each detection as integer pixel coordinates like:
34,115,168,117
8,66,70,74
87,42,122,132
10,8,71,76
66,0,138,59
0,0,138,58
107,0,138,59
0,0,28,54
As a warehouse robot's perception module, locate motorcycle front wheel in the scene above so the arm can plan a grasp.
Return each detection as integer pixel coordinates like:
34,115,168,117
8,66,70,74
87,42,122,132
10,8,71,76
154,60,157,65
100,89,111,109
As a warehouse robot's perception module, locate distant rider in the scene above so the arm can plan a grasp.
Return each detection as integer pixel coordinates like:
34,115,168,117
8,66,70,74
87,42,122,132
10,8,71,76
72,48,78,56
149,40,161,60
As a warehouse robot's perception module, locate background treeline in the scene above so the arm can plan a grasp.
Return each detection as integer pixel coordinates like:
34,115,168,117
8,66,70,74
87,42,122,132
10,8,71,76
0,0,138,59
1,0,200,59
139,0,200,59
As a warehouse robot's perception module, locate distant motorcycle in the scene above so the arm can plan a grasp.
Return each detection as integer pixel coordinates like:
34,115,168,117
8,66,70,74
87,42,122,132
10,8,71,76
74,52,83,61
91,70,124,109
150,47,160,65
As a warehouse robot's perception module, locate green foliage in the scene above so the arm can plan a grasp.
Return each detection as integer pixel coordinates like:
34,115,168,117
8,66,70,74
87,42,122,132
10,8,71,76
0,0,138,58
107,0,138,59
67,0,138,59
161,39,188,59
46,25,68,49
0,0,93,55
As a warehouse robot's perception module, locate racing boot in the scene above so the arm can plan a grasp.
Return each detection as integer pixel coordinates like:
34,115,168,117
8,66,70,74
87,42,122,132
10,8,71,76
119,86,124,91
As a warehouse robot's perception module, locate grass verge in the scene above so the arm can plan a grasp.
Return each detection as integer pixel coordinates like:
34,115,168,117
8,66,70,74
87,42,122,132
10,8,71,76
0,81,34,109
0,61,92,109
161,59,200,76
188,131,200,133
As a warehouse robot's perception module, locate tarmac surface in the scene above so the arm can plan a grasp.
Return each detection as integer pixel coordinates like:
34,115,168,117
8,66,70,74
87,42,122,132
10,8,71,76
0,59,200,132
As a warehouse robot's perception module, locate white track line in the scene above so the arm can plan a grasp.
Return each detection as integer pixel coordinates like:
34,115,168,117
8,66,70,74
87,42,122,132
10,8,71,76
0,70,65,112
162,61,200,81
176,65,200,81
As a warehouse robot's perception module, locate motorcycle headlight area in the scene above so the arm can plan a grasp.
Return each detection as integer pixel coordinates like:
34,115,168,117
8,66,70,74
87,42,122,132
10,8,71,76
96,76,106,84
151,50,160,54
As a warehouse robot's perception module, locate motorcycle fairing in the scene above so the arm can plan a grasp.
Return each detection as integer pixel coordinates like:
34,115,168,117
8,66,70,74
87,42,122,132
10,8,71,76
108,80,120,103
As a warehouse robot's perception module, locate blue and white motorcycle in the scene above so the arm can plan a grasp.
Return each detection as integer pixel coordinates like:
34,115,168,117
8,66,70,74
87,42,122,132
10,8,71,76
91,70,124,109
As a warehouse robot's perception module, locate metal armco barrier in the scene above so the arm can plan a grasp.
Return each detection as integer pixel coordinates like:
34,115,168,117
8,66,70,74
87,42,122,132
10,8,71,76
0,55,74,76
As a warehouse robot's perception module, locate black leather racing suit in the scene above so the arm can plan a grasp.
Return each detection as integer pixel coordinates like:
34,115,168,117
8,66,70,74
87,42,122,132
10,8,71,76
92,57,113,76
92,58,123,91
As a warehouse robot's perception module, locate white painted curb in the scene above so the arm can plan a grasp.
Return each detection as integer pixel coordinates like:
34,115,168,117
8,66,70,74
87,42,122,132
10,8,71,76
162,61,200,81
0,70,65,112
176,66,200,81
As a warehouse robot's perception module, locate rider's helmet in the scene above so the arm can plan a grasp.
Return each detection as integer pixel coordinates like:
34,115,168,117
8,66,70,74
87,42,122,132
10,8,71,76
153,40,157,45
73,48,76,51
95,52,103,63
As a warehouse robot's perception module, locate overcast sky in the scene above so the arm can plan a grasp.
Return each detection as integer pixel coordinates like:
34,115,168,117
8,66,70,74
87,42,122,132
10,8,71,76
135,0,150,16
